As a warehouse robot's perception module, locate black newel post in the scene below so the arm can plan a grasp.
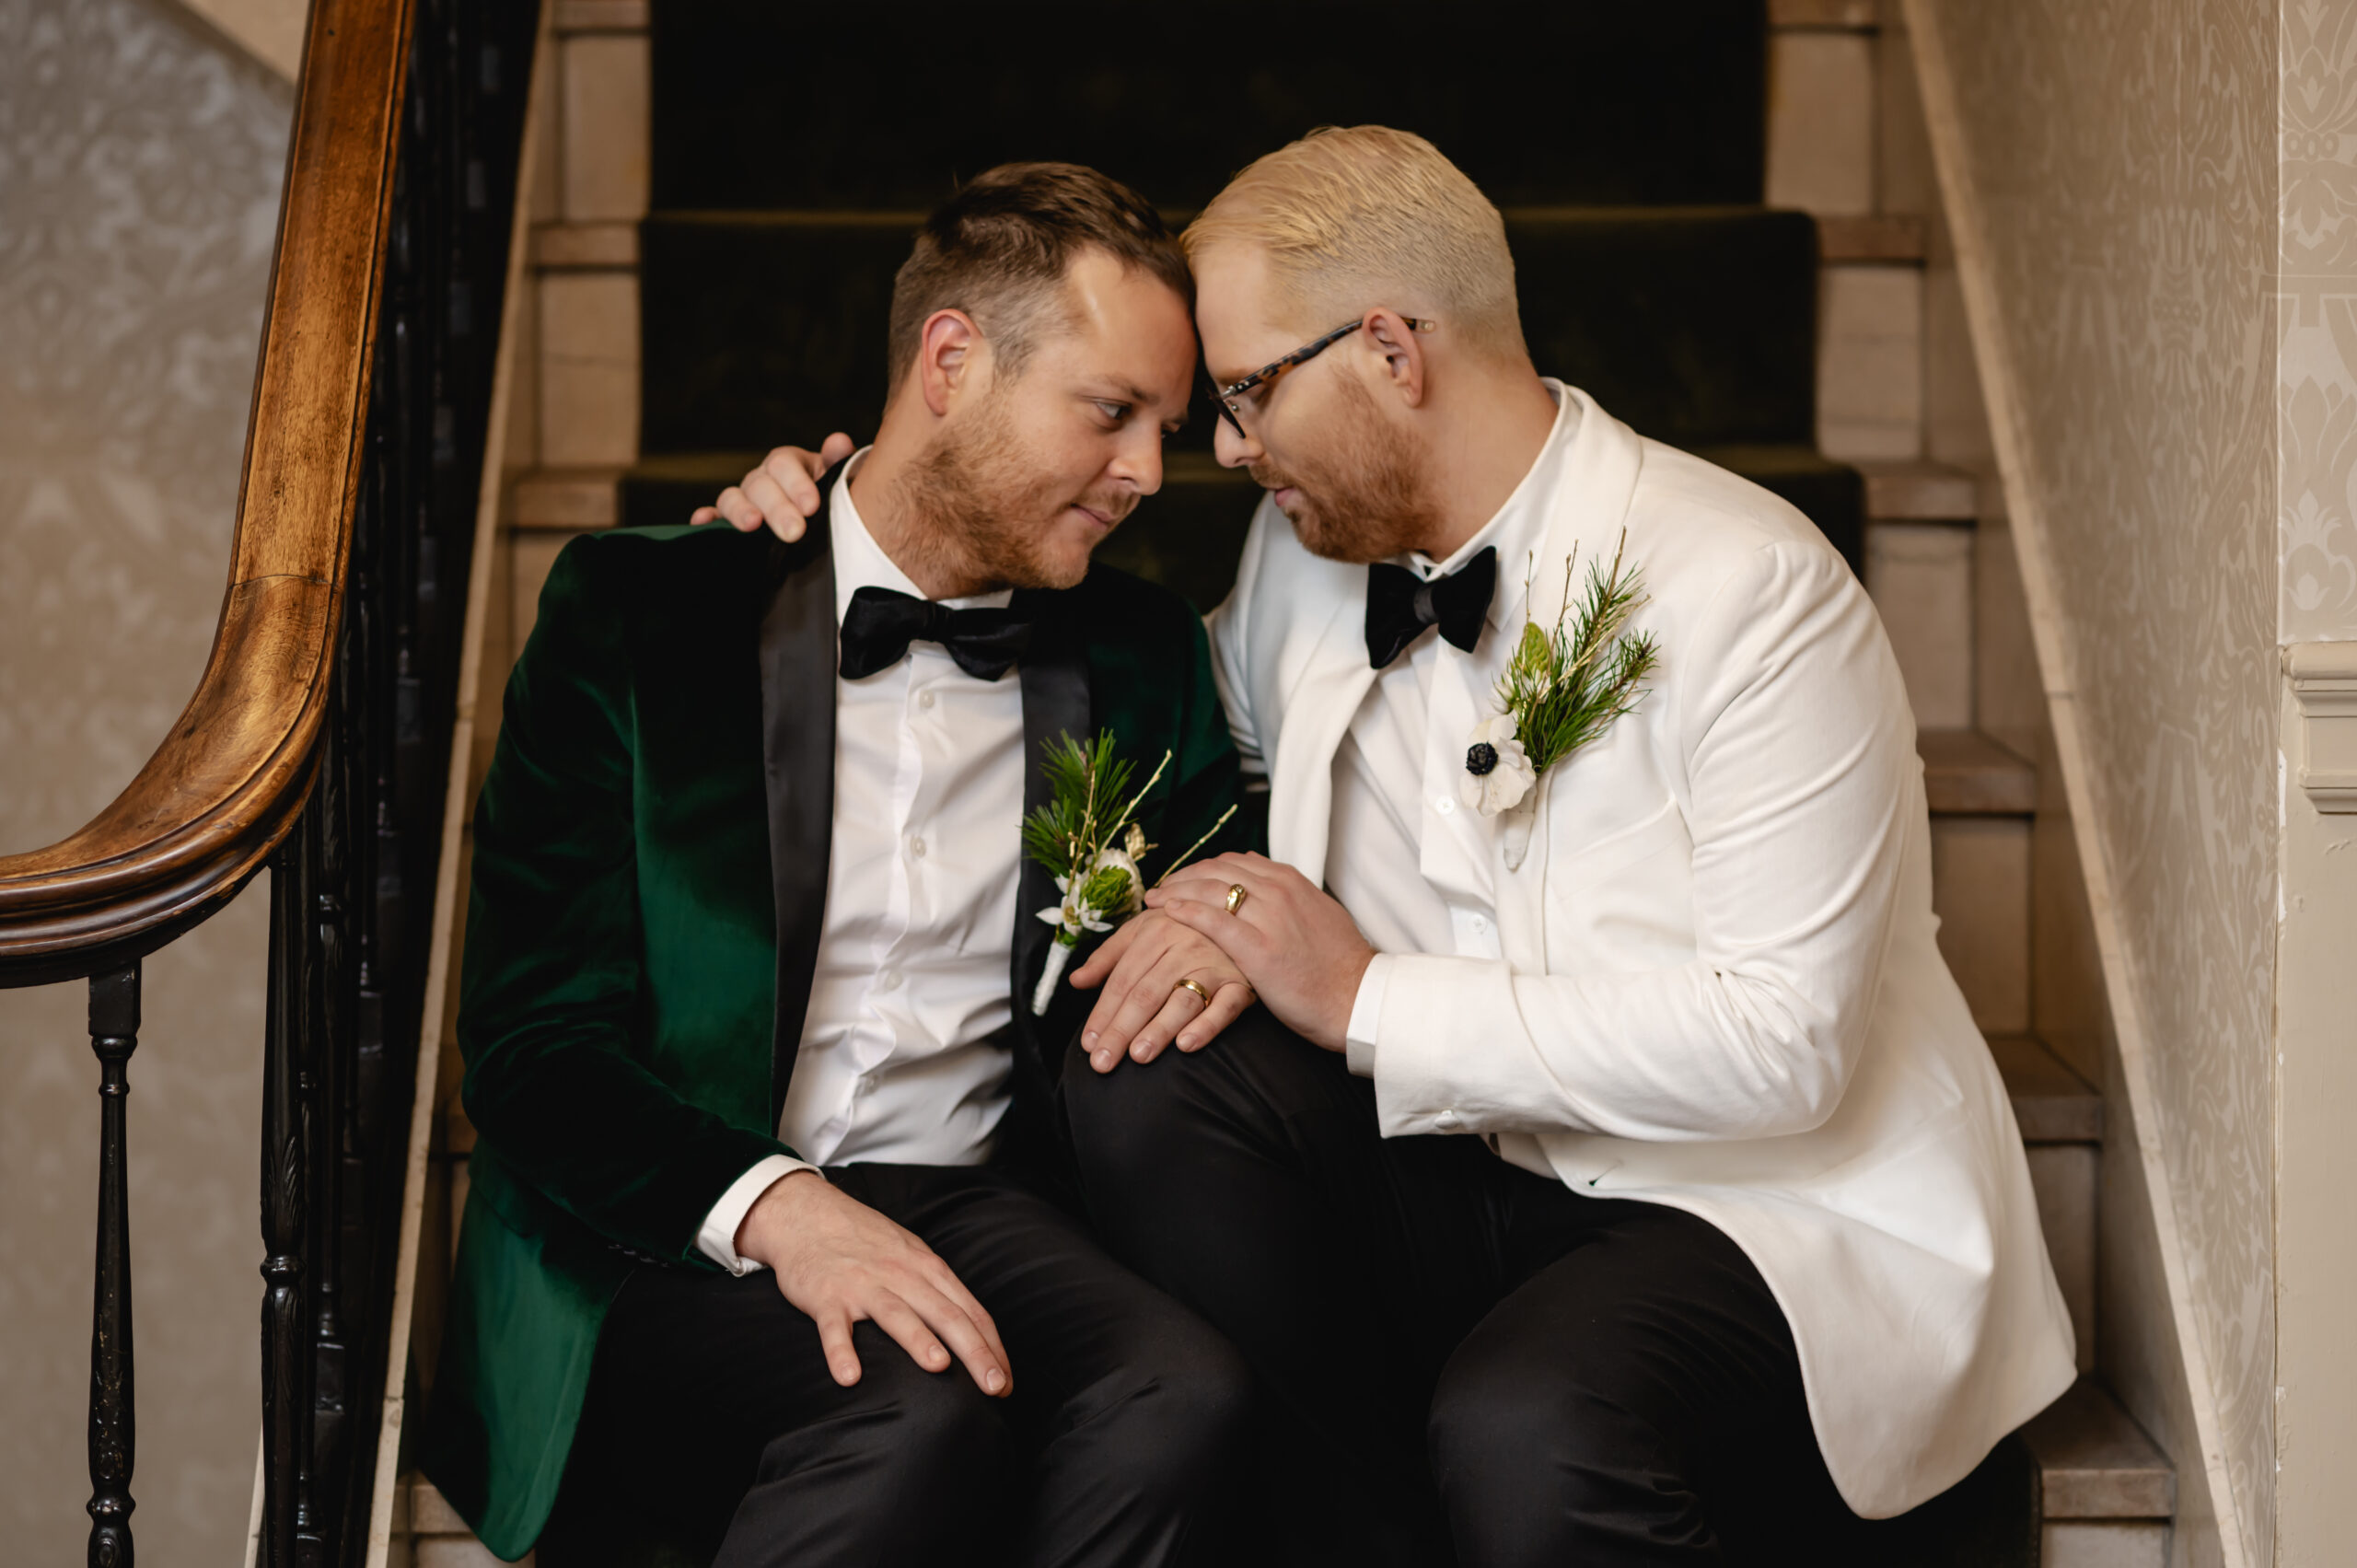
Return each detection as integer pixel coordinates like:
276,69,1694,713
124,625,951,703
87,963,141,1568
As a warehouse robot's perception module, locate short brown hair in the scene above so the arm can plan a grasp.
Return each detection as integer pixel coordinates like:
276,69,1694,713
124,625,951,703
886,162,1192,395
1185,127,1527,363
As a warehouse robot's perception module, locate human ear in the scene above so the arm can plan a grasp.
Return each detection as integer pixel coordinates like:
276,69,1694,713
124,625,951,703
1364,309,1428,409
917,308,982,417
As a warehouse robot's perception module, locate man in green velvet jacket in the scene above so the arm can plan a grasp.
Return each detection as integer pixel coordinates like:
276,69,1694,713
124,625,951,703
421,164,1258,1567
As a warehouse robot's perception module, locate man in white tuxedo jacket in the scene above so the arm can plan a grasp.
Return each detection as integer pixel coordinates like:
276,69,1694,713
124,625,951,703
706,129,2077,1567
1051,127,2077,1565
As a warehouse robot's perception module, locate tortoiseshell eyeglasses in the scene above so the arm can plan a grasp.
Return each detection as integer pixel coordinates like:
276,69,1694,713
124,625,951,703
1212,314,1438,436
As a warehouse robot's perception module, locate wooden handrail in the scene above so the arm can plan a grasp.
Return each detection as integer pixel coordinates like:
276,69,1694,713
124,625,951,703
0,0,414,982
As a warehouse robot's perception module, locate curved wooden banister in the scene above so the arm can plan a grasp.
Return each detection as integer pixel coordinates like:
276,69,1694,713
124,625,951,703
0,0,414,982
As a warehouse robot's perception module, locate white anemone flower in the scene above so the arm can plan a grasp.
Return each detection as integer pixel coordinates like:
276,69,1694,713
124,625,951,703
1458,712,1536,818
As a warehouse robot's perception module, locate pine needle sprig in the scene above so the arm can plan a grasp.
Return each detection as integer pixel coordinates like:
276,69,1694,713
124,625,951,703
1020,732,1135,875
1498,530,1659,776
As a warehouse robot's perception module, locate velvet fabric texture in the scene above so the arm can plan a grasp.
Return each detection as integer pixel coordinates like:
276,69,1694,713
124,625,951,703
419,510,1246,1559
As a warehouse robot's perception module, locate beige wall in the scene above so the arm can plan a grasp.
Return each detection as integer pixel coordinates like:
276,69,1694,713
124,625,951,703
0,0,291,1561
1905,2,2280,1565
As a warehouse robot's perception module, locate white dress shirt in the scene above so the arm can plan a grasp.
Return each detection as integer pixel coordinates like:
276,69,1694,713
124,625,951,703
1334,388,1574,1173
697,453,1027,1272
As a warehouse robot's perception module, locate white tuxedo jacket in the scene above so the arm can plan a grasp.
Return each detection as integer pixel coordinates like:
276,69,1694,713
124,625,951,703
1206,387,2075,1516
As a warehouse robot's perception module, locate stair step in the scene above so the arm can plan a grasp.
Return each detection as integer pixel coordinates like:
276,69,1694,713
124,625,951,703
1990,1034,2103,1144
395,1378,2169,1561
2022,1379,2176,1519
1921,728,2036,815
611,444,1864,610
637,206,1828,463
649,1,1767,213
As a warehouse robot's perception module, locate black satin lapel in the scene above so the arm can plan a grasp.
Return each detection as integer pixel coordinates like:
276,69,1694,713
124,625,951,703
761,474,845,1129
1010,588,1091,1053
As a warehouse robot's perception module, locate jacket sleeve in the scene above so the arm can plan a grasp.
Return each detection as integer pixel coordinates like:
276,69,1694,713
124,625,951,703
1360,539,1914,1144
1156,602,1261,865
456,538,796,1262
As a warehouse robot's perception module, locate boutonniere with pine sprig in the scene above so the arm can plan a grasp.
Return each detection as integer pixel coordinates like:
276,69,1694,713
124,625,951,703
1021,731,1237,1014
1463,529,1660,869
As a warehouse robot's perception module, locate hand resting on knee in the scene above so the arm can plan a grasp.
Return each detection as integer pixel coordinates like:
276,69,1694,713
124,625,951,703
734,1168,1013,1398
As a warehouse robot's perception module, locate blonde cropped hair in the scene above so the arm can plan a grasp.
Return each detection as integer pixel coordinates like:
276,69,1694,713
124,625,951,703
1185,126,1526,361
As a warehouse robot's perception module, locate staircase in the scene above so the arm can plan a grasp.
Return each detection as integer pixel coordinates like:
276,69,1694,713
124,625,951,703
407,2,2176,1563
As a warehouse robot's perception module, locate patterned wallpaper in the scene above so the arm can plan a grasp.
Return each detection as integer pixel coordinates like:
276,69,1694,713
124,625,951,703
1914,2,2279,1563
0,0,291,1561
2282,1,2357,641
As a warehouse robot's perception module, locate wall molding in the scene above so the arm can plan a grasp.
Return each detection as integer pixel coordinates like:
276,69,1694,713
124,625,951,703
1898,6,2254,1566
2286,642,2357,812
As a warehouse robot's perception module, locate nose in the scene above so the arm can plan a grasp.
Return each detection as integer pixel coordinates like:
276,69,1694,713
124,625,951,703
1213,418,1260,470
1107,422,1165,496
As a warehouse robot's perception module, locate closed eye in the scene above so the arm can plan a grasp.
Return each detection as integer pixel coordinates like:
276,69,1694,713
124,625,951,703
1092,400,1130,424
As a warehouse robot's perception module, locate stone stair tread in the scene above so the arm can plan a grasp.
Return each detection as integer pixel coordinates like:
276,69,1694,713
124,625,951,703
1989,1033,2103,1144
516,465,628,530
1920,728,2035,815
2019,1379,2176,1519
1855,459,1979,521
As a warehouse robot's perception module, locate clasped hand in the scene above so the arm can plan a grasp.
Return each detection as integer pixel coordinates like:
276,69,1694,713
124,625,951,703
1074,852,1376,1069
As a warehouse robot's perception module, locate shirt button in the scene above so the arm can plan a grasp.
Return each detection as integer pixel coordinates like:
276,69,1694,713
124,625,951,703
918,691,937,710
1435,796,1457,816
909,836,927,859
1436,1109,1463,1132
1469,914,1489,935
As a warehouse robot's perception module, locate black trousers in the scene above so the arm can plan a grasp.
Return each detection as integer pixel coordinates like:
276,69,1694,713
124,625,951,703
541,1163,1252,1568
1062,1010,1867,1568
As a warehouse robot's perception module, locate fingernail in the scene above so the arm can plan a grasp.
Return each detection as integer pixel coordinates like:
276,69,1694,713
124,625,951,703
1083,1029,1097,1045
1093,1051,1113,1071
1178,1034,1194,1048
987,1369,1006,1393
1132,1042,1151,1061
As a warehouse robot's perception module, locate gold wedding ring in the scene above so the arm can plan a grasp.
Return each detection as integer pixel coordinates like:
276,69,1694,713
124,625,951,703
1175,977,1213,1005
1225,883,1249,914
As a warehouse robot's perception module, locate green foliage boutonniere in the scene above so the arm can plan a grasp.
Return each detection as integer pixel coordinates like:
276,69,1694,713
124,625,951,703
1021,731,1237,1014
1463,530,1660,868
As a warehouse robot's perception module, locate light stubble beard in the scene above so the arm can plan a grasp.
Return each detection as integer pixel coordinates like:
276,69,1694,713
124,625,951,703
1251,371,1439,565
888,382,1133,593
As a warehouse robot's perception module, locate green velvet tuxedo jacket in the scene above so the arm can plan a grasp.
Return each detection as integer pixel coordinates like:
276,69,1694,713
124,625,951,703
418,502,1246,1559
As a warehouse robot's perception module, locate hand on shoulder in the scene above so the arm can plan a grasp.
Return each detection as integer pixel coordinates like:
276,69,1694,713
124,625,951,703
690,433,857,539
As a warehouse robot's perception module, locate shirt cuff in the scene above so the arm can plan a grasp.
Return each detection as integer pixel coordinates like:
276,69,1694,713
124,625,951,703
1343,954,1393,1077
694,1154,820,1275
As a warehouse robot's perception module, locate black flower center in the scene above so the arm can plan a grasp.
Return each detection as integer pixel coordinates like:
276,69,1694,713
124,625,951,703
1466,742,1499,776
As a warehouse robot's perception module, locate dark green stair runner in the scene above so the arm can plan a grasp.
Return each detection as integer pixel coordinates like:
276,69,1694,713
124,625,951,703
650,2,1770,212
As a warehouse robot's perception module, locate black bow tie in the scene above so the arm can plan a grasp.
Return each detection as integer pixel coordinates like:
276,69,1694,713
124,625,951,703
839,586,1032,681
1364,547,1498,670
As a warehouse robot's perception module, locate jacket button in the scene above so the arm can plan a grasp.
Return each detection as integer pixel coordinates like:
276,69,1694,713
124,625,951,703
1435,1109,1462,1132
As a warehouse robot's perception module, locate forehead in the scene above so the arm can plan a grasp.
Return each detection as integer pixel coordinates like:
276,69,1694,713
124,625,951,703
1190,243,1302,383
1036,250,1197,406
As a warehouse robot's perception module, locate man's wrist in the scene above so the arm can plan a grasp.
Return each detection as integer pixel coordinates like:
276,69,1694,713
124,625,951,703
1343,952,1391,1074
1314,945,1376,1052
697,1155,819,1275
733,1165,825,1267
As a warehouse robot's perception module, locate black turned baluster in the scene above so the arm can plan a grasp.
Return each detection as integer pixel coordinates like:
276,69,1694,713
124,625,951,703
87,964,140,1568
261,847,309,1568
